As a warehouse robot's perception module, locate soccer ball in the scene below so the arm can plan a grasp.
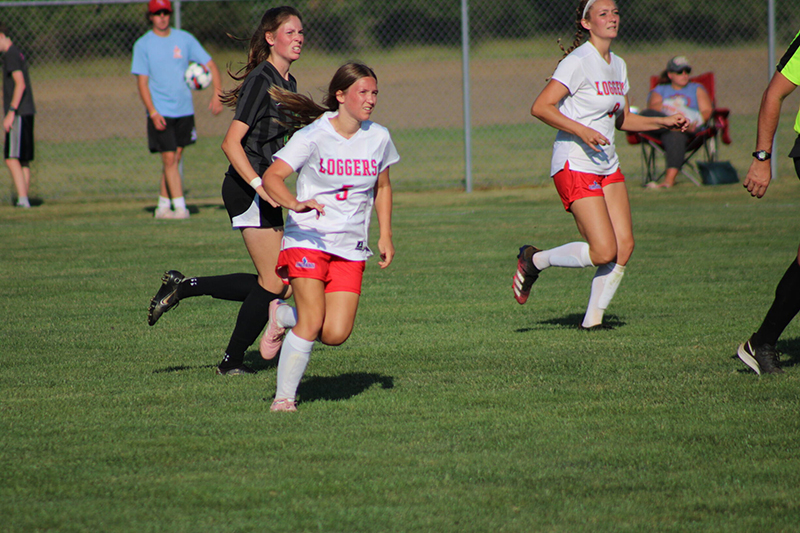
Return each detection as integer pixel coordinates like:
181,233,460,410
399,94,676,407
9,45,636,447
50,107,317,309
184,62,212,91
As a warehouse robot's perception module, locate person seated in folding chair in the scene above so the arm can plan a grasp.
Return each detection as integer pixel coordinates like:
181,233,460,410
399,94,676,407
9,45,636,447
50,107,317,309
641,56,712,188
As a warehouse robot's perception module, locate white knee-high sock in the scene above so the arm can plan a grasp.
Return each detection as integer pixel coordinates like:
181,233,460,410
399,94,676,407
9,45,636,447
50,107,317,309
275,330,314,401
275,304,297,329
582,263,626,328
532,242,594,270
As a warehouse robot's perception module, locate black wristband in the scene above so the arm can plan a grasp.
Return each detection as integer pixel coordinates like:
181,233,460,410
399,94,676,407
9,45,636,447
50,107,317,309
8,107,16,113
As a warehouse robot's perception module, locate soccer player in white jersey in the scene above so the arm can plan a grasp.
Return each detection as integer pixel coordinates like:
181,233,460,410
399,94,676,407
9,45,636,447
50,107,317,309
259,62,400,411
513,0,688,329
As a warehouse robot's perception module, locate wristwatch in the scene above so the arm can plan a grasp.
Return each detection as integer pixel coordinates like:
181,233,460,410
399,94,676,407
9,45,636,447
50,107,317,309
8,107,15,113
752,150,771,161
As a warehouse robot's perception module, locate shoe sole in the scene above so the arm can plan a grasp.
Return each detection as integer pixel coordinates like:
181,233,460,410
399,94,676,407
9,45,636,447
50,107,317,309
736,342,761,375
260,299,286,360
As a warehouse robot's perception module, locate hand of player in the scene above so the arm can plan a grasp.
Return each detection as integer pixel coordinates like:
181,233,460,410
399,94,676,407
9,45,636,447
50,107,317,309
377,236,395,269
663,113,689,132
2,112,13,133
577,126,609,152
256,188,280,208
151,112,167,131
293,199,325,219
208,93,223,116
743,159,772,198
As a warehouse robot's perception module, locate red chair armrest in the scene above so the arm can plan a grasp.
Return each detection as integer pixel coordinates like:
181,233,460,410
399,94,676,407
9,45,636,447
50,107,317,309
712,108,732,144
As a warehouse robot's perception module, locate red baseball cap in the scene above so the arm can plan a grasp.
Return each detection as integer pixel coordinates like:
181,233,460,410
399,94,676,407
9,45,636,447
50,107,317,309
148,0,172,13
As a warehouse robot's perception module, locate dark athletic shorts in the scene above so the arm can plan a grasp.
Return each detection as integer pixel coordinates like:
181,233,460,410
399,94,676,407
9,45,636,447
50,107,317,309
4,115,34,161
147,115,196,153
790,136,800,180
222,172,284,229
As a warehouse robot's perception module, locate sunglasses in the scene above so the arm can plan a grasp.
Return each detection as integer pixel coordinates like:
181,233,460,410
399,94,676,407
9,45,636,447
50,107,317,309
152,10,171,16
673,68,691,75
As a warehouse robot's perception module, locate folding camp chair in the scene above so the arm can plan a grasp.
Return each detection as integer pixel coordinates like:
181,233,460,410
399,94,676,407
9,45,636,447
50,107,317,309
626,72,732,186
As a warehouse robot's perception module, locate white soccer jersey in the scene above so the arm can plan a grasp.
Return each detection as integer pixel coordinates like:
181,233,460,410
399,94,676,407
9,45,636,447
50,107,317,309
549,41,629,176
274,111,400,261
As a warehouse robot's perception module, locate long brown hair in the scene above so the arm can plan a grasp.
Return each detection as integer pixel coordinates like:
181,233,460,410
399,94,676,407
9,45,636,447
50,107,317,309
269,61,378,132
221,6,302,107
557,0,597,60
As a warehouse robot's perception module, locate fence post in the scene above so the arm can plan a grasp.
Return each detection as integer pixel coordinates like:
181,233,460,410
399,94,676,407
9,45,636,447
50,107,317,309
461,0,472,193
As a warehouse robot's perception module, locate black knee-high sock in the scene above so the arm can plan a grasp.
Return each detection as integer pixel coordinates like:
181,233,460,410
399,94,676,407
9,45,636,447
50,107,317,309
752,259,800,347
177,273,258,301
219,285,280,369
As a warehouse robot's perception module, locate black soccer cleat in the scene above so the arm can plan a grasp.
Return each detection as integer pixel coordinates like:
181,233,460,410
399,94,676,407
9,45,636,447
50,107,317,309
216,364,257,376
512,245,542,304
737,339,783,375
147,270,184,326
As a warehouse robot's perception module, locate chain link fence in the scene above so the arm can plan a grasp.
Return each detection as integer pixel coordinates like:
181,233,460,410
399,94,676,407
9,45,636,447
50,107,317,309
2,0,800,205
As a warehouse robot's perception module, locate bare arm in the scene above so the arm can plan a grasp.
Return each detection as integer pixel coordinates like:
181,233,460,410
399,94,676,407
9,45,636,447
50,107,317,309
743,71,798,198
221,119,279,207
136,74,166,131
204,59,223,115
531,79,610,152
3,71,26,133
373,168,394,268
696,85,713,123
617,96,688,132
263,158,325,217
646,90,663,113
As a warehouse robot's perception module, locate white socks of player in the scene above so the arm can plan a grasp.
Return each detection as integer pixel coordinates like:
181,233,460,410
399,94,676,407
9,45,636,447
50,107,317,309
172,196,187,211
532,242,594,270
582,263,626,328
157,196,171,210
275,303,297,329
274,330,314,402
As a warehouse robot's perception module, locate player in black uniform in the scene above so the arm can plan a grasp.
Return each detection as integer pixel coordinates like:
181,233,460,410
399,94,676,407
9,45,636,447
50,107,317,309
147,6,304,375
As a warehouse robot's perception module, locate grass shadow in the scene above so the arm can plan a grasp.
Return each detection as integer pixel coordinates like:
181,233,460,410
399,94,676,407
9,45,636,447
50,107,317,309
153,364,217,374
296,372,395,403
777,337,800,369
516,313,625,332
144,203,225,215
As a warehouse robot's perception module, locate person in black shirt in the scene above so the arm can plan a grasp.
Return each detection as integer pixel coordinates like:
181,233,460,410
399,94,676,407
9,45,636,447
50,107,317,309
147,6,304,375
0,22,36,208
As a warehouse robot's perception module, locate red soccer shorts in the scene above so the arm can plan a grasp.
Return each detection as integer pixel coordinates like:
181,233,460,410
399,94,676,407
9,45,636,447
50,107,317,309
277,247,366,294
552,161,626,211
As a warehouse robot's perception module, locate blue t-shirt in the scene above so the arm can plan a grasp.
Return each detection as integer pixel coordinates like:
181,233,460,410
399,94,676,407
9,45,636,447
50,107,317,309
131,29,211,118
650,82,703,126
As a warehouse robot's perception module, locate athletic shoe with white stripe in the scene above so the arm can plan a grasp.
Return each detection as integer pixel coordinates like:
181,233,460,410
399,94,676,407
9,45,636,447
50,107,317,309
513,245,541,304
148,270,184,326
737,339,783,375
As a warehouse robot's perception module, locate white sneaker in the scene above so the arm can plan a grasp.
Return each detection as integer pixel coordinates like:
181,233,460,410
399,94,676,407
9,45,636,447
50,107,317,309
172,208,191,219
154,207,174,219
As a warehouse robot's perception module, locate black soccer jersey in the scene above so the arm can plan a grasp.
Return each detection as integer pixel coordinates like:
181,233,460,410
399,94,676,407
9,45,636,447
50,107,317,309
228,60,296,178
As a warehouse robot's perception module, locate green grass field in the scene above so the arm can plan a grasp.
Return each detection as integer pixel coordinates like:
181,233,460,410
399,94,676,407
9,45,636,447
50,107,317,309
2,179,800,531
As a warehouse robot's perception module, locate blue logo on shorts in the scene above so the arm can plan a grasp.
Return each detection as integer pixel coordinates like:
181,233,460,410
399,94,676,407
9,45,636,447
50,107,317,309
588,180,602,190
296,257,316,269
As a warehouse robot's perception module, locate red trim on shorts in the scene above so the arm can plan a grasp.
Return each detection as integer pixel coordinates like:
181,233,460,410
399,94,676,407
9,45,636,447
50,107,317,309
552,161,625,212
277,247,365,294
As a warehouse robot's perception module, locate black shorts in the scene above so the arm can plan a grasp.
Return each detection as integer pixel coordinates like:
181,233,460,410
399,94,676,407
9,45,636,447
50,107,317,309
147,115,196,153
4,114,34,162
222,172,284,229
789,136,800,180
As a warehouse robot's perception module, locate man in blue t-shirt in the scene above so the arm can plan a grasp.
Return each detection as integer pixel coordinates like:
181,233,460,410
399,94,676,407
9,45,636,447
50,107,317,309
131,0,223,219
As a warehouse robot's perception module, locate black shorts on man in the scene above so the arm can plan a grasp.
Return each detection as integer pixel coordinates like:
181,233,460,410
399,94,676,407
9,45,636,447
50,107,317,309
147,115,196,153
4,114,34,161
